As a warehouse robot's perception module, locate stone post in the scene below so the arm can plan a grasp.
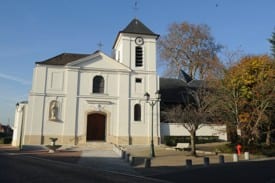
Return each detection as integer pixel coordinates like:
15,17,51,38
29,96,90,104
126,153,130,162
244,152,250,160
186,159,192,168
121,150,126,159
144,158,151,168
204,157,210,166
129,156,135,166
233,153,239,162
219,155,225,164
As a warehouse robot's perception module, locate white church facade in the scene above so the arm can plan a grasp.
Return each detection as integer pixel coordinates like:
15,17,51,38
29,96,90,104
12,19,227,147
13,19,161,146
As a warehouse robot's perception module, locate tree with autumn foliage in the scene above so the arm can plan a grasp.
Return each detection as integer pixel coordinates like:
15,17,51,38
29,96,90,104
221,55,275,145
268,30,275,58
158,22,223,79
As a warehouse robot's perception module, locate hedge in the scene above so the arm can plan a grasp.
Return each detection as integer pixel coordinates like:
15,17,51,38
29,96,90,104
163,136,221,146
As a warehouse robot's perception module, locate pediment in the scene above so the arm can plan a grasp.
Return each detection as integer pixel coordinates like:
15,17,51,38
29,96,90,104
66,51,131,72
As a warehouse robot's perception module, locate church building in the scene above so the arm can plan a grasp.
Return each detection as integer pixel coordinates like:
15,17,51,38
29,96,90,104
12,18,161,146
12,18,227,147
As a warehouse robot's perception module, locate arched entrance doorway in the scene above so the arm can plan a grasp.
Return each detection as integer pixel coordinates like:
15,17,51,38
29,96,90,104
86,113,106,141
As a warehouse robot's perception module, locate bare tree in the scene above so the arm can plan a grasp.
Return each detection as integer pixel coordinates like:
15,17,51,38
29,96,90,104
158,22,223,79
163,85,215,156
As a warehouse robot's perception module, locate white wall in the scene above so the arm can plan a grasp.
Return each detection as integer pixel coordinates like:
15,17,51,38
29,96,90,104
160,123,227,141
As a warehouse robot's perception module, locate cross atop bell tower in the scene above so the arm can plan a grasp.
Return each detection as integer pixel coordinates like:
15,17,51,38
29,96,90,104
133,1,139,18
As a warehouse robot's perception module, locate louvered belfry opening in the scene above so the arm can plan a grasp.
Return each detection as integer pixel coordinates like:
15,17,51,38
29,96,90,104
135,46,143,67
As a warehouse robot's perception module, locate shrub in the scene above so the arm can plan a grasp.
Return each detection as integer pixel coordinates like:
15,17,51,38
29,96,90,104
163,136,177,146
0,137,12,144
0,133,6,138
163,136,221,146
197,136,221,144
217,143,236,153
217,143,275,156
3,137,12,144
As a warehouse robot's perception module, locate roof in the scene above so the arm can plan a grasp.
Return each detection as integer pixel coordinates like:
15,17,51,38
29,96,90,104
177,69,205,88
36,53,90,65
160,77,188,90
188,80,205,88
120,18,159,37
178,70,193,83
159,77,207,105
160,78,189,104
113,18,159,48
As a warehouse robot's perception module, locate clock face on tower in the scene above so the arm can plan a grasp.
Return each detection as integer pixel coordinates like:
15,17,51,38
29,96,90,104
135,37,144,45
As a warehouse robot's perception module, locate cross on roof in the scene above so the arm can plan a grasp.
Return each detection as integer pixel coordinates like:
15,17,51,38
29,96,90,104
97,42,103,50
133,1,139,17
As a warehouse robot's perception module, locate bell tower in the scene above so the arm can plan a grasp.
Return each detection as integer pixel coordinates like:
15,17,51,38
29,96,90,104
113,19,161,145
112,18,159,72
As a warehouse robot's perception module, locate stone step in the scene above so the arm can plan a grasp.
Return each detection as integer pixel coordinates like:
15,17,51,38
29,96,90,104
74,142,114,151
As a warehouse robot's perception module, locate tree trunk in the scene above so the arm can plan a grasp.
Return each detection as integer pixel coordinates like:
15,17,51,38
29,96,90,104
190,130,197,156
227,122,238,143
266,125,271,146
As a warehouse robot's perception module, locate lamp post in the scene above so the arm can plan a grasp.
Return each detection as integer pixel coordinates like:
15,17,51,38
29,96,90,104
16,102,24,151
144,90,161,158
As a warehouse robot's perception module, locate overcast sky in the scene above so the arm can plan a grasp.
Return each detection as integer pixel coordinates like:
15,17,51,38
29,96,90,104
0,0,274,125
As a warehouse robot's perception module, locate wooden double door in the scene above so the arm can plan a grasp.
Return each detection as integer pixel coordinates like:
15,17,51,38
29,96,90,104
86,113,106,141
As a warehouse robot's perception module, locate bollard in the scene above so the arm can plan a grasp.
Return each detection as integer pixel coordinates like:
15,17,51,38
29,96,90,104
144,158,151,168
125,153,130,162
203,157,210,166
186,159,192,168
244,152,250,160
233,153,239,162
219,155,225,164
129,156,135,166
121,150,126,159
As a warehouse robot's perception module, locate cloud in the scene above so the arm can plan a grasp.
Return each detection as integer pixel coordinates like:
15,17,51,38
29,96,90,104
0,73,31,85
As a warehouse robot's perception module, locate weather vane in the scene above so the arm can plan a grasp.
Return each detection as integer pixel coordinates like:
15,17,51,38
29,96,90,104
133,1,139,17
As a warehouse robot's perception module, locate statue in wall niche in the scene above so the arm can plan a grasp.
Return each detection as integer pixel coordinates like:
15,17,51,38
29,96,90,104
50,100,58,120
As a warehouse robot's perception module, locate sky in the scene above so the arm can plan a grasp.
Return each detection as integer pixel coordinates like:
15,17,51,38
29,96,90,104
0,0,274,125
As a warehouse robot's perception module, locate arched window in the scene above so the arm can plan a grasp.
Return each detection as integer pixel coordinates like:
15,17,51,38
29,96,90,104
135,46,143,67
134,104,141,121
93,76,104,93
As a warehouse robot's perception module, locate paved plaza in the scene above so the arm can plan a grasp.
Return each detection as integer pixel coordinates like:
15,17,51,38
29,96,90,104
0,142,268,178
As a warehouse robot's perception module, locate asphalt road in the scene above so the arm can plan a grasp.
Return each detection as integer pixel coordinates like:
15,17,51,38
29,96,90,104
1,151,275,183
0,153,167,183
152,159,275,183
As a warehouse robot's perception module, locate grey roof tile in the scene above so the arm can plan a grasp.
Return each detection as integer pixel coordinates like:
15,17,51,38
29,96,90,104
178,69,193,83
120,18,159,37
160,78,189,103
36,53,90,65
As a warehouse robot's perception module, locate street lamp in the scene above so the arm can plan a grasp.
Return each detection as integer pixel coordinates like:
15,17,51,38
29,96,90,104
144,90,161,158
16,102,25,151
